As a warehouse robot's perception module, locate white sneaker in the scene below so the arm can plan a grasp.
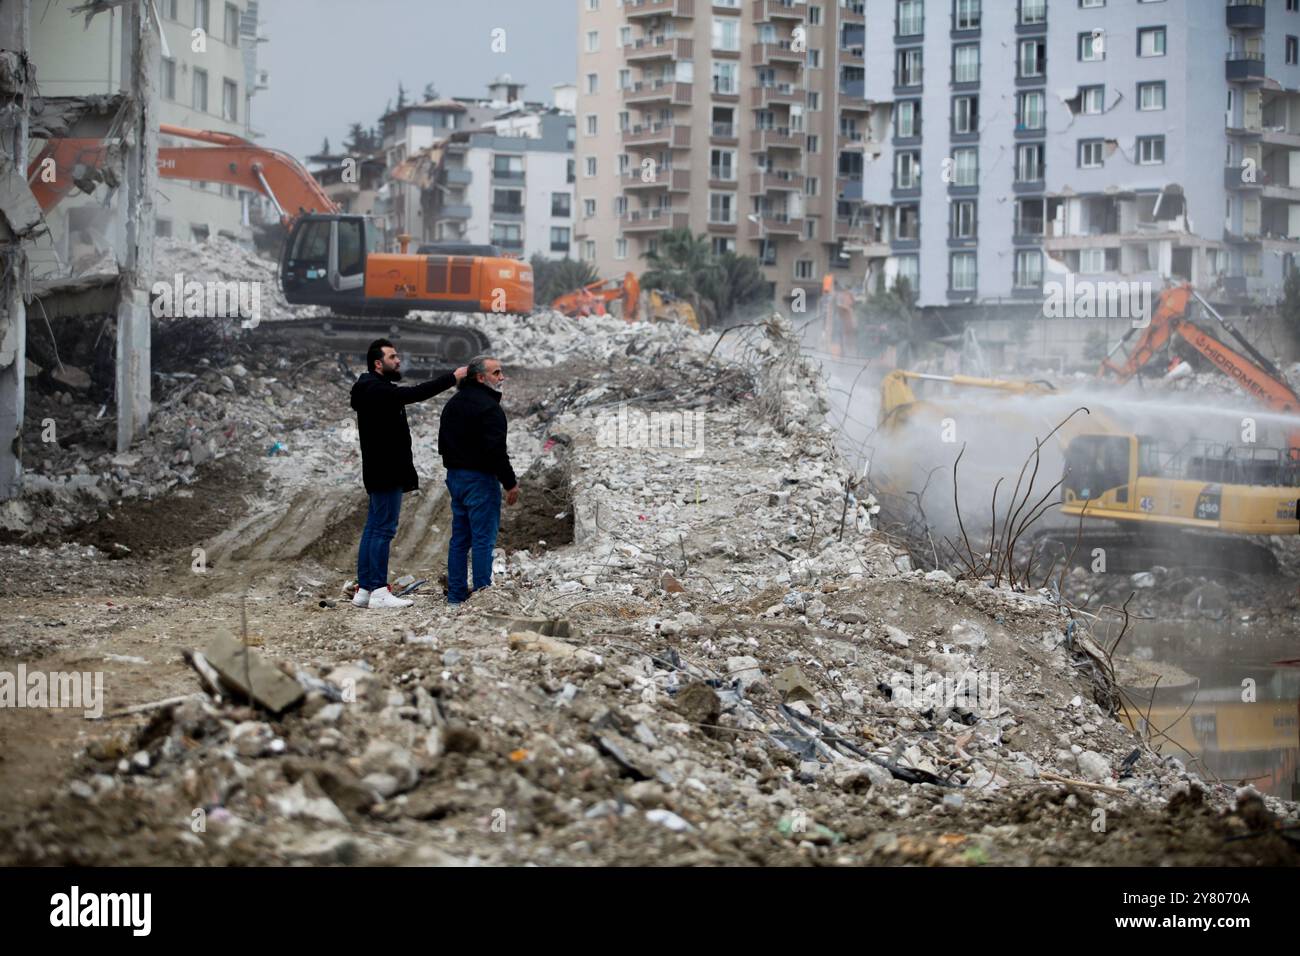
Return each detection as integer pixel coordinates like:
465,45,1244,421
352,588,371,608
367,586,413,609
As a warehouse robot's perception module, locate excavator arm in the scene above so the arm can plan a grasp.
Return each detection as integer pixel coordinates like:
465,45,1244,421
552,272,640,321
28,123,337,225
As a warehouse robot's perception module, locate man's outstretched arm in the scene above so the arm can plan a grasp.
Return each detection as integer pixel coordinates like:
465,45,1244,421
382,366,468,406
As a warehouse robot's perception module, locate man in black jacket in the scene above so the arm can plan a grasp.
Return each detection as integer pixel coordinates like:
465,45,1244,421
438,355,519,604
350,338,465,610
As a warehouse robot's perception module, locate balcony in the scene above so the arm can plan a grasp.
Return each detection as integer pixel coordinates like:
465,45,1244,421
840,78,866,100
751,82,801,107
490,206,524,221
751,40,805,66
837,177,863,201
436,204,472,220
441,167,472,185
753,0,805,22
1226,50,1265,83
840,45,864,67
750,169,804,193
491,168,525,183
839,1,864,23
623,208,690,232
1225,164,1265,190
624,166,692,192
1227,0,1265,31
624,79,693,106
626,0,695,18
746,213,802,238
711,122,738,142
623,123,692,149
752,126,803,150
624,35,694,62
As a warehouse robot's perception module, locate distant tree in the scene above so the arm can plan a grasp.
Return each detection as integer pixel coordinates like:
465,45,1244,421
706,252,769,323
423,82,438,102
395,82,408,110
320,136,331,156
530,254,600,306
641,229,719,302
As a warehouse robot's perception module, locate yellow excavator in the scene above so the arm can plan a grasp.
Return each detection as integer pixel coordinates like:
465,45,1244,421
876,370,1300,563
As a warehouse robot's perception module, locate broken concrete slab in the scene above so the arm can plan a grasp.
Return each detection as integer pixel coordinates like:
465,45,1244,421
203,630,304,713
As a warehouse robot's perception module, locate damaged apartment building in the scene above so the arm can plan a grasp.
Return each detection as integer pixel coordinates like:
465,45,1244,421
308,76,579,260
0,0,201,502
577,0,1300,359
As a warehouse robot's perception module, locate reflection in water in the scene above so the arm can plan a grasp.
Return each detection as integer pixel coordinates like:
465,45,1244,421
1118,619,1300,799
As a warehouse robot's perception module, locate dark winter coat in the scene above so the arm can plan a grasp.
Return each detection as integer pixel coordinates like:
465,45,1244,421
438,379,517,490
350,370,456,493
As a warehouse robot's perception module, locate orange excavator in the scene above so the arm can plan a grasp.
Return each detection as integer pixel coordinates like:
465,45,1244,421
551,273,640,319
1099,282,1300,453
28,124,533,362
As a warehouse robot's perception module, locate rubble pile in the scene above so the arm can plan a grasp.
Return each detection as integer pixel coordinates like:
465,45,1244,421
4,314,1296,867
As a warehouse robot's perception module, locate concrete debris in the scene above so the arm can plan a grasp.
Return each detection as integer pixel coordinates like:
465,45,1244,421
203,631,305,714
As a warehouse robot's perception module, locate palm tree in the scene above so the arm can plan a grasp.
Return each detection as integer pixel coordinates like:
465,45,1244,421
530,254,600,306
641,229,719,301
708,252,769,323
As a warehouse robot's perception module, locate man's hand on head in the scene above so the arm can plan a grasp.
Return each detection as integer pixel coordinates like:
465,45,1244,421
506,485,519,506
453,366,468,381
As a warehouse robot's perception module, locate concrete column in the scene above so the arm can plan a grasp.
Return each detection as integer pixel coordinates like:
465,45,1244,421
0,0,30,501
115,0,158,452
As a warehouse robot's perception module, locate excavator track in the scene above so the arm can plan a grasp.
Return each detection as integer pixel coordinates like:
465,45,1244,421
247,314,492,372
1028,526,1281,577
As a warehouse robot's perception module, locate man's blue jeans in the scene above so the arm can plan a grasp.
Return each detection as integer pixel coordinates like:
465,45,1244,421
445,468,502,603
357,488,403,592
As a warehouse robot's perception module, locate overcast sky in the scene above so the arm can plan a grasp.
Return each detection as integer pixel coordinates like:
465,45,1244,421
257,0,577,159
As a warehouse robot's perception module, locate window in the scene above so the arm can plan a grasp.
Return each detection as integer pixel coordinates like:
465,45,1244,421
1014,250,1042,288
567,159,576,184
1019,0,1045,25
950,252,977,291
616,239,628,260
1081,85,1104,114
618,111,630,131
491,224,523,250
584,156,597,177
1080,0,1104,7
550,227,571,253
194,0,209,32
895,100,920,138
224,2,239,43
1014,198,1045,236
155,218,173,238
586,0,598,9
712,236,736,256
1016,143,1044,181
712,61,738,94
1138,82,1165,111
161,57,176,100
492,189,523,214
953,44,979,83
1079,248,1106,274
617,69,631,90
808,5,822,25
221,78,238,122
585,30,599,53
896,48,923,86
805,176,819,196
955,0,981,31
552,193,571,217
583,198,596,217
712,19,740,51
1137,135,1165,164
614,196,627,216
1019,38,1045,77
192,67,208,112
896,255,919,290
710,149,737,180
494,155,525,179
163,0,178,18
897,0,923,36
953,95,978,134
794,260,816,280
1017,91,1045,130
1137,27,1165,57
807,49,822,68
807,134,819,153
807,91,820,111
1078,31,1104,61
709,192,736,224
584,240,596,260
1079,139,1104,168
895,151,920,189
585,114,598,136
618,25,631,47
586,73,598,94
951,200,976,238
1289,37,1299,66
952,147,977,186
805,219,817,241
